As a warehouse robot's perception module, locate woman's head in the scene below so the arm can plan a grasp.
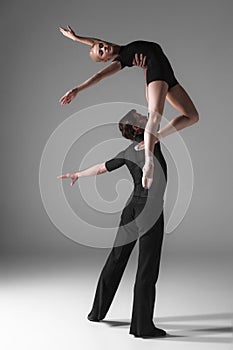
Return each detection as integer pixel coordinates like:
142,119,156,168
118,110,147,141
89,42,115,62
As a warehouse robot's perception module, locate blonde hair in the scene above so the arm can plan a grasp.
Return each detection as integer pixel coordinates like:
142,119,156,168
89,45,102,62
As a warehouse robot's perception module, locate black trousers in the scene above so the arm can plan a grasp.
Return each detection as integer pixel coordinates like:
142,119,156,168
88,194,166,335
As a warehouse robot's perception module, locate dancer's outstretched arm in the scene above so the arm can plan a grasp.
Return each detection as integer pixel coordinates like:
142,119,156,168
57,162,107,186
59,61,121,105
59,25,116,47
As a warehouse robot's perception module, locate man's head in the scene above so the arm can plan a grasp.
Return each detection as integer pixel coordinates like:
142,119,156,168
118,110,147,140
89,42,114,62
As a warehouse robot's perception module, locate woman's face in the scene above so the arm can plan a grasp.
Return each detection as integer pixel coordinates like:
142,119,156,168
90,42,114,62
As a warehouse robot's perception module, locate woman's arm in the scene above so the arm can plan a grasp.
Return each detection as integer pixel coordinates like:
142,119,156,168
59,61,121,105
78,61,121,91
57,162,107,186
59,25,116,47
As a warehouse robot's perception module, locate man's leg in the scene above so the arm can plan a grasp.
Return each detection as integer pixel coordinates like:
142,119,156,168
129,205,165,336
88,200,138,321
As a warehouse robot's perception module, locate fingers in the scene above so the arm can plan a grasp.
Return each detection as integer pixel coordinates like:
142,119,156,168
142,55,147,68
59,89,78,105
133,53,147,67
57,173,78,186
59,27,67,33
71,177,77,186
60,98,71,105
140,53,143,66
67,25,74,33
59,96,71,105
59,92,72,105
57,173,70,179
135,53,139,65
59,25,73,35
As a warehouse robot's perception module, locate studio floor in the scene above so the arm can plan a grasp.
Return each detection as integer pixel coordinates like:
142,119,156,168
1,252,232,350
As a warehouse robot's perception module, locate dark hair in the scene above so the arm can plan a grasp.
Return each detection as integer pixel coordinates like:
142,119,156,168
118,109,144,140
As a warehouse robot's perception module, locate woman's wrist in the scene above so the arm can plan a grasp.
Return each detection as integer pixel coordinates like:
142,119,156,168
73,34,79,42
73,86,79,93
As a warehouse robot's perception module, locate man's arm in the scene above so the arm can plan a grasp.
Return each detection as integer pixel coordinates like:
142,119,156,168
57,162,107,186
57,150,126,186
78,162,107,177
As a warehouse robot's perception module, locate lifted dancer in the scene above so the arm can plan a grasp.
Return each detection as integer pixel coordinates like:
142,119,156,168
59,25,199,189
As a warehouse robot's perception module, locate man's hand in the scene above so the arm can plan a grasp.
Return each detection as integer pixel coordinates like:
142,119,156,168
57,172,79,186
132,53,147,69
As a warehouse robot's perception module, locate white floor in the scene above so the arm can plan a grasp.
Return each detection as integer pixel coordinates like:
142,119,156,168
1,254,232,350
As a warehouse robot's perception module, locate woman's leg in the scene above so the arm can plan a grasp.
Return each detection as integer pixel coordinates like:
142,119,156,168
143,81,168,189
158,83,199,139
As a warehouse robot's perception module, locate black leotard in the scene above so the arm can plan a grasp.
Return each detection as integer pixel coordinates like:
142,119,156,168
112,40,178,89
105,134,167,199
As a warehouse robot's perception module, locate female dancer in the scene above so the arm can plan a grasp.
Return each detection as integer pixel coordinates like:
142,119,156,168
59,25,199,189
57,110,168,338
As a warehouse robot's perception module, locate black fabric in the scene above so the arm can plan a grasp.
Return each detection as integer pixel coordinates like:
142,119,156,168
87,196,166,336
112,40,178,89
105,149,125,172
105,138,167,198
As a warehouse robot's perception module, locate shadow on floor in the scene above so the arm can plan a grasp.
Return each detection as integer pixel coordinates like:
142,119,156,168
102,312,233,343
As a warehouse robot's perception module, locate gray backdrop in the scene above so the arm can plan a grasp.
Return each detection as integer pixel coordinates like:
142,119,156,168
1,0,233,263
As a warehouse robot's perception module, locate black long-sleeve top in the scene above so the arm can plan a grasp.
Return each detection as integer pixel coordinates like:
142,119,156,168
105,134,167,199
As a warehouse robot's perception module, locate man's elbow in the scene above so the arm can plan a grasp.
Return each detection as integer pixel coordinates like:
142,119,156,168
97,162,107,175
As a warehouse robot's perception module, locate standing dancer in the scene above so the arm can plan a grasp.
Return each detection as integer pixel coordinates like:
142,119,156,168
58,25,199,189
58,110,168,338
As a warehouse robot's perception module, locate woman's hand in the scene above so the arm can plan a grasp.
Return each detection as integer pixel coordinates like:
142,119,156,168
132,53,147,69
59,25,77,41
59,87,79,105
57,172,79,186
